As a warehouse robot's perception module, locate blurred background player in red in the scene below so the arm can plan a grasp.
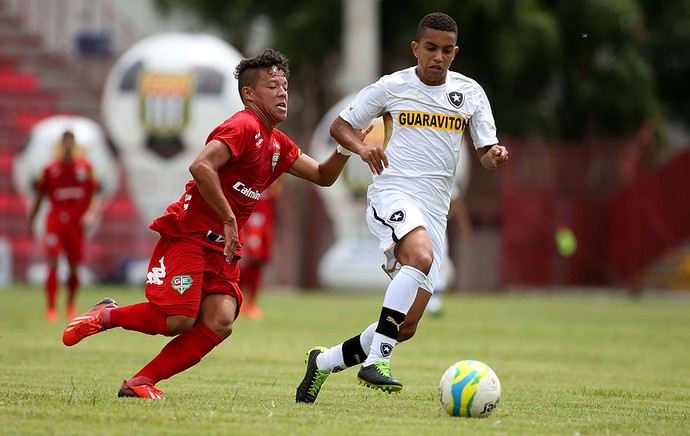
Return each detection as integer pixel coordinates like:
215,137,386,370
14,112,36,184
28,130,102,322
239,182,280,319
426,141,474,316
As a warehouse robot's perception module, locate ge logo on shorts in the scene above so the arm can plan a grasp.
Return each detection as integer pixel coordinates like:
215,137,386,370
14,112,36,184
172,275,193,294
388,210,405,223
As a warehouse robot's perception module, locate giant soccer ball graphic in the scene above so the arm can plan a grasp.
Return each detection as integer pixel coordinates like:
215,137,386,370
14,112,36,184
101,33,245,224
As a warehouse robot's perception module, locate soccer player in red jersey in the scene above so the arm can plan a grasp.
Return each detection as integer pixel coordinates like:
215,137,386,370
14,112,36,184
29,130,102,322
62,49,372,399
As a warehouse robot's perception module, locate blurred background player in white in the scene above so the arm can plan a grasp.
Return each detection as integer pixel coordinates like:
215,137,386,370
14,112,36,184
296,12,509,403
427,142,473,316
28,130,102,322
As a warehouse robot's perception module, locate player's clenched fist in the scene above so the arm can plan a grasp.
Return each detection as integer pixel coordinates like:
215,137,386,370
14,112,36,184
479,144,509,170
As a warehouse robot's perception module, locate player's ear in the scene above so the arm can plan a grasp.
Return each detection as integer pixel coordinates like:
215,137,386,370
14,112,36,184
411,40,419,59
241,85,254,103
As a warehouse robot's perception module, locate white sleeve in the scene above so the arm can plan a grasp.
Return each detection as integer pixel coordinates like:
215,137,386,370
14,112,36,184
338,78,388,129
469,85,498,148
450,182,460,200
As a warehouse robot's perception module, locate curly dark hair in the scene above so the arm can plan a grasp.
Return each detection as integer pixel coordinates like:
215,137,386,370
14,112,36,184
416,12,458,41
234,49,290,101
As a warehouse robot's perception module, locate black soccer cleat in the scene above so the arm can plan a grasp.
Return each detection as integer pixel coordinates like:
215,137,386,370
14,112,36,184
357,361,403,393
296,346,330,403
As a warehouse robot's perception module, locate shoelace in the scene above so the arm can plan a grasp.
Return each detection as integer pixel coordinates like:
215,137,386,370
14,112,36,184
308,370,329,396
373,361,392,377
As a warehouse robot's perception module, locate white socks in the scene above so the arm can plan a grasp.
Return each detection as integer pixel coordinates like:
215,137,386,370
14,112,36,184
315,265,427,371
316,322,377,372
382,265,426,312
365,265,426,366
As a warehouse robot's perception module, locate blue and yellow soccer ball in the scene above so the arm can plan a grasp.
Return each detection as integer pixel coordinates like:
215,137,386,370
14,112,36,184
438,360,501,418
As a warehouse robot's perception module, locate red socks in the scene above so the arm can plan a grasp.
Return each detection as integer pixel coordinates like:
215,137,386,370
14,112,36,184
46,268,58,310
66,274,79,306
105,302,170,336
129,322,223,386
104,303,225,387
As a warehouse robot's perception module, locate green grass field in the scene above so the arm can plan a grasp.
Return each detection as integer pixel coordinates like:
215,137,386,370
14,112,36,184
1,285,689,435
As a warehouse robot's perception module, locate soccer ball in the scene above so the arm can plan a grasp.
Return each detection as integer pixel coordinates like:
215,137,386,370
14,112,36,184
438,360,501,418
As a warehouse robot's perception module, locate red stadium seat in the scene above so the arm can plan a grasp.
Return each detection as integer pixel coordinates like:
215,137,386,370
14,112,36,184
0,70,39,92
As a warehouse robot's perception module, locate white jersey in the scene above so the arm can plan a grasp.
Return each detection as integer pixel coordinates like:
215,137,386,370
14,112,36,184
340,66,498,217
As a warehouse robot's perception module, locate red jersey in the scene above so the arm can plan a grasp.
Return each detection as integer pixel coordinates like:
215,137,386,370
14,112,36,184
150,109,302,255
36,158,98,223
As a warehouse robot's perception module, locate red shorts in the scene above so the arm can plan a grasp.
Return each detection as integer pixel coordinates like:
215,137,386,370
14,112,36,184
144,234,244,318
44,214,84,263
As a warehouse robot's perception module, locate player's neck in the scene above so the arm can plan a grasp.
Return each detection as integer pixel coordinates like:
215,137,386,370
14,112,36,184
246,106,277,130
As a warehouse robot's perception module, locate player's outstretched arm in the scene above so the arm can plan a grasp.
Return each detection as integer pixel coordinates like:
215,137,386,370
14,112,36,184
289,123,374,186
288,152,349,187
478,144,509,170
330,117,387,175
27,188,46,239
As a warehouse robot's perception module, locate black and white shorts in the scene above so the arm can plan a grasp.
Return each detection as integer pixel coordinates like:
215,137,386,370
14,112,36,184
366,190,445,293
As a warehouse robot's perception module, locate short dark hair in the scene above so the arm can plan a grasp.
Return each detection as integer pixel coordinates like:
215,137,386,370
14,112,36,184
234,49,290,99
416,12,458,41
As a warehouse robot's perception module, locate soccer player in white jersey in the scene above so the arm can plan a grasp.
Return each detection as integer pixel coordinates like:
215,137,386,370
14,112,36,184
296,12,509,403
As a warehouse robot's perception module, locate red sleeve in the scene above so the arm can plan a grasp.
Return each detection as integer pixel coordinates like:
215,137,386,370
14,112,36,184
205,111,253,159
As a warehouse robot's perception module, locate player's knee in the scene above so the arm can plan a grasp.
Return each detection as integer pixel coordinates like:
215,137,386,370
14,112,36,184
396,228,434,274
166,315,196,335
209,316,234,340
396,244,433,274
405,250,433,274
